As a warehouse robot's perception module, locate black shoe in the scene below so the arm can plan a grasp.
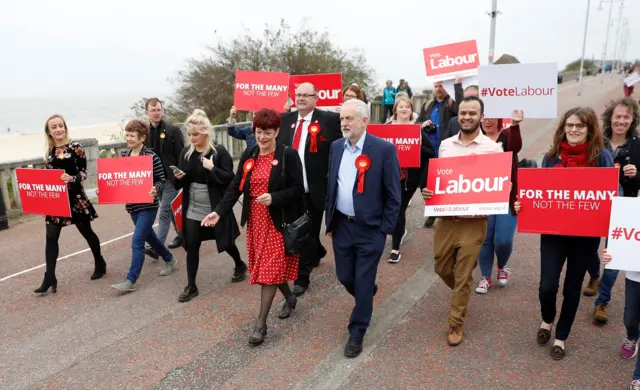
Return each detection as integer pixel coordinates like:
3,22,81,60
373,284,379,297
423,217,436,228
178,286,199,302
34,273,57,294
90,258,107,280
292,285,308,297
144,247,159,260
537,325,552,345
278,296,297,319
249,327,268,345
168,236,183,249
231,264,247,283
344,337,363,358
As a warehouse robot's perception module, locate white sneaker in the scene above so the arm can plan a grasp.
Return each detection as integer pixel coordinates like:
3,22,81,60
388,252,401,263
475,277,492,294
497,267,511,287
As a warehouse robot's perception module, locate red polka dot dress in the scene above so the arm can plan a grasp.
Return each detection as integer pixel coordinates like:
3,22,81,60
246,152,299,285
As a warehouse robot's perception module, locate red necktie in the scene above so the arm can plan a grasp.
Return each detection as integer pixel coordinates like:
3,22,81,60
292,119,305,150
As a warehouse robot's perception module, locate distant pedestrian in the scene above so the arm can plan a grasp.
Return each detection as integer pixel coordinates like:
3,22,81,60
382,80,396,123
226,106,256,150
397,79,413,98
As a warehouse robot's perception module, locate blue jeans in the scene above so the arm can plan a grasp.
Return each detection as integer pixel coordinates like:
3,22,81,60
624,278,640,380
478,211,518,277
156,182,179,244
127,208,173,283
594,268,620,306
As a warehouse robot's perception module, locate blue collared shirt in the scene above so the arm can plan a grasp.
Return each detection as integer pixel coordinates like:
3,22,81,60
336,132,367,217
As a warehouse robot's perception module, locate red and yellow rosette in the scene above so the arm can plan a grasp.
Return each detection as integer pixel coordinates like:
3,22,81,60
355,154,371,194
160,132,166,139
614,162,621,169
308,123,321,152
239,158,255,191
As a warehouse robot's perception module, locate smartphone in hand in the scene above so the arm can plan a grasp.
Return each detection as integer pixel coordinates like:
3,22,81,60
169,165,184,175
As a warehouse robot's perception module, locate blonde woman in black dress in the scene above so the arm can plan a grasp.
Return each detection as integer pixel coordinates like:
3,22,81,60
35,115,106,294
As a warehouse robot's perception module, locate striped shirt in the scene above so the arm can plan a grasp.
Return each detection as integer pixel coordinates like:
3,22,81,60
125,145,166,214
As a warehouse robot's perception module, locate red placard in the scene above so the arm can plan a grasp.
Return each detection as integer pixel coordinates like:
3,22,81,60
172,189,183,232
15,168,71,217
366,124,421,168
424,152,513,216
97,156,154,204
290,73,342,107
233,70,290,111
517,168,619,237
422,40,479,80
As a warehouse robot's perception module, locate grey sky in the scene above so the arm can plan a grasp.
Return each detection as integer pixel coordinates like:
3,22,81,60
2,0,638,98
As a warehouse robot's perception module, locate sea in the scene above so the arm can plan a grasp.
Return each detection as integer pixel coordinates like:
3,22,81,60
0,92,170,138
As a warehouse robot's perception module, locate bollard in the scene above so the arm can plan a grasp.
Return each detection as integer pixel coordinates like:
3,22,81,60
0,181,8,230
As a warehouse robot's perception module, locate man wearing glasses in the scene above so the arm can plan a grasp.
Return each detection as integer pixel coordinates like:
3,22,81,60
279,82,342,296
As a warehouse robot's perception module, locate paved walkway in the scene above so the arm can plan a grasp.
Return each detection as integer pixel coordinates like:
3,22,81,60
0,74,633,389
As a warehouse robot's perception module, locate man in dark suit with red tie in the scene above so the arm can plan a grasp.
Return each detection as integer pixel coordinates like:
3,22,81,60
325,99,401,357
278,82,342,296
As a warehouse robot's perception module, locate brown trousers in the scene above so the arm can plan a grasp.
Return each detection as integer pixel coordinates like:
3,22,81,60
433,218,488,327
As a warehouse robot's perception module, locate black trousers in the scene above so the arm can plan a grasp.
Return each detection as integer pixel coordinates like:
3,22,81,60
383,104,394,123
392,183,417,250
539,234,601,340
295,193,325,287
45,221,102,276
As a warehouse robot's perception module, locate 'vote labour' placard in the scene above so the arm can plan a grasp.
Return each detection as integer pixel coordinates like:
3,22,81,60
424,152,513,216
97,156,154,204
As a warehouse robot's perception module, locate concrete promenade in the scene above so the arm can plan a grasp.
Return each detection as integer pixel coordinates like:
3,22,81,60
0,74,634,389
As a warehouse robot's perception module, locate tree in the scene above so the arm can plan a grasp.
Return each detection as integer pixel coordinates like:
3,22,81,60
564,58,597,72
141,20,375,124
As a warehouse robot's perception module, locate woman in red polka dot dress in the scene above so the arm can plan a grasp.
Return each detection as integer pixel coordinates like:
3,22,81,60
202,108,305,345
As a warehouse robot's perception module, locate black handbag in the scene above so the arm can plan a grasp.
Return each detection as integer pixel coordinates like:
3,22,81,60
280,146,311,255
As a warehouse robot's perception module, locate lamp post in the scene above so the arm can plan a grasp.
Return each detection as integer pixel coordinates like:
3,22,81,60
577,0,592,97
487,0,499,63
598,0,615,70
612,0,624,71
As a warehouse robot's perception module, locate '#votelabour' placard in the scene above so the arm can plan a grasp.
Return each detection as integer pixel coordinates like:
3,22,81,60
424,152,513,216
366,124,421,168
97,156,154,204
15,168,71,217
517,168,619,237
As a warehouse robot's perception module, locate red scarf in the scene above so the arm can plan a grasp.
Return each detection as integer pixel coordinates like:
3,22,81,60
555,142,596,168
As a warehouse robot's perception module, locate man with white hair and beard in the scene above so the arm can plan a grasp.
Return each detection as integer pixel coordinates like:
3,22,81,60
422,96,504,347
325,99,401,357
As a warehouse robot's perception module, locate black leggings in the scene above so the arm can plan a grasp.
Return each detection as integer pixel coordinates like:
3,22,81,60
392,184,417,250
184,218,244,288
45,222,102,276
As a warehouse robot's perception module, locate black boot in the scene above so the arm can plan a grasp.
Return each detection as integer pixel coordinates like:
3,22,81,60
91,257,107,280
34,272,57,294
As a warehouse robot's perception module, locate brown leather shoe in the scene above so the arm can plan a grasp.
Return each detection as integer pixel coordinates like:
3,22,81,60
447,326,463,346
594,304,609,323
583,276,600,297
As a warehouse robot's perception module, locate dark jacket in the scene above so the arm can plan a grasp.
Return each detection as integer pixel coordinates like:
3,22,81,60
145,120,185,182
447,83,465,137
418,93,459,146
496,125,522,214
227,124,257,149
406,128,436,190
277,109,342,211
607,135,640,197
214,143,305,233
174,145,240,253
325,133,402,235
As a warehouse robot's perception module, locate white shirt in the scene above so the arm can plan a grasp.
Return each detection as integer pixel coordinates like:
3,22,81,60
627,271,640,283
296,111,313,193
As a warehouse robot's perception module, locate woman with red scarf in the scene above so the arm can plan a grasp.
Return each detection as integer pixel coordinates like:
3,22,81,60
514,107,614,361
